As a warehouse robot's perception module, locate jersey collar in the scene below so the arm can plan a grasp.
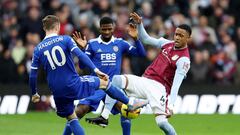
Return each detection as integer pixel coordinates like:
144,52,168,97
97,35,115,45
44,33,58,40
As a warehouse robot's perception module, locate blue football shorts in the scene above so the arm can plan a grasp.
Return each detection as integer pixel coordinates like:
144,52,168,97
54,75,100,118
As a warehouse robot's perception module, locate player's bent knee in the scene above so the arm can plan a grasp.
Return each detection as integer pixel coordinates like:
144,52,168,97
67,112,78,121
112,75,126,89
75,105,90,119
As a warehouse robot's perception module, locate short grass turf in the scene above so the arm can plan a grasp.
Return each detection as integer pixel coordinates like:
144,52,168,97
0,112,239,135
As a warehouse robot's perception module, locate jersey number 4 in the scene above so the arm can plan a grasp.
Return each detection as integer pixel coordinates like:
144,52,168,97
44,46,66,70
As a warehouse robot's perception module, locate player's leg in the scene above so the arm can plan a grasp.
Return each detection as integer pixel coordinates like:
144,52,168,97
85,95,115,127
66,112,85,135
86,100,132,135
121,116,131,135
114,102,131,135
66,84,106,134
76,90,106,119
101,95,117,120
89,91,124,122
101,75,129,118
99,77,130,120
140,79,176,135
64,104,91,135
62,122,71,135
99,77,148,111
155,115,176,135
80,90,109,127
75,104,91,119
54,97,85,135
111,75,148,99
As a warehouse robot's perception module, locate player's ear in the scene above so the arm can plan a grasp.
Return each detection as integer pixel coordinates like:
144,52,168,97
187,35,192,43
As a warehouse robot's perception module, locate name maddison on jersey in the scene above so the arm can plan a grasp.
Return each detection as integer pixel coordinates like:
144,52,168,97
101,53,116,66
38,37,64,50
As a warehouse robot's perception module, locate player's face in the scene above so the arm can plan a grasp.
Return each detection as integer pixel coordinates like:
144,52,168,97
100,23,114,39
173,28,190,48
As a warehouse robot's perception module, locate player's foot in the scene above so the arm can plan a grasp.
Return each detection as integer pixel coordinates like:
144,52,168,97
127,99,149,111
85,116,108,128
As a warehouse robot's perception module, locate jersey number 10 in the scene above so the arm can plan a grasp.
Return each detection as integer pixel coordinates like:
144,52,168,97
44,46,66,70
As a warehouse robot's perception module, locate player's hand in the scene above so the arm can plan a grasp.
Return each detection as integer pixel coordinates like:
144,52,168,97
72,31,87,49
166,104,174,118
129,12,142,24
31,93,40,103
127,23,138,40
95,69,109,81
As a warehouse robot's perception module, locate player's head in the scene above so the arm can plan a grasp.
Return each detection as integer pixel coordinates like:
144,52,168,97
42,15,60,33
99,16,114,40
173,24,191,48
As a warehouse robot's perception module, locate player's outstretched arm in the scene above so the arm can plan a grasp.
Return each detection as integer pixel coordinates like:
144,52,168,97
167,57,190,117
68,35,109,80
130,12,171,48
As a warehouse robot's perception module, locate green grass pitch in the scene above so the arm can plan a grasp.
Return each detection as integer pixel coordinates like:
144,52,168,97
0,112,239,135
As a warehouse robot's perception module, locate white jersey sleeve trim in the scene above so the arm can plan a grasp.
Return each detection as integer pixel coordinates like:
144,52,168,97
31,66,38,69
128,46,134,50
70,46,78,52
85,51,91,55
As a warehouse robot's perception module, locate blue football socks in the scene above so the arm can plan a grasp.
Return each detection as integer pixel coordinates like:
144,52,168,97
69,118,85,135
121,116,131,135
62,122,72,135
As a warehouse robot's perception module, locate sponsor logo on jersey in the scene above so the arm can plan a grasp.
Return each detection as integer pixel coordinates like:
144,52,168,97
101,53,116,62
113,46,119,52
171,55,179,61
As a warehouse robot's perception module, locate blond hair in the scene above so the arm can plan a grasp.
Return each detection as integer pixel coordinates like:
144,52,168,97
42,15,60,31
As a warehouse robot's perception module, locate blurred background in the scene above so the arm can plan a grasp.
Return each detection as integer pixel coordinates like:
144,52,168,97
0,0,240,114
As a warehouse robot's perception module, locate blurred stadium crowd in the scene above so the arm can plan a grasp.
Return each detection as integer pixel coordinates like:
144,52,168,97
0,0,240,85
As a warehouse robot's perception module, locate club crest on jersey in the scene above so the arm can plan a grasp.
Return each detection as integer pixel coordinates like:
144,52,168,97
113,46,119,52
171,55,179,61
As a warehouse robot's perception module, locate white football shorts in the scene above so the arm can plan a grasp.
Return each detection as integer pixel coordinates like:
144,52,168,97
123,74,167,115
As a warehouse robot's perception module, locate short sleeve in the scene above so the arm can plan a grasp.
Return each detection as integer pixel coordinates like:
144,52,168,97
85,43,93,57
121,40,134,53
65,36,78,52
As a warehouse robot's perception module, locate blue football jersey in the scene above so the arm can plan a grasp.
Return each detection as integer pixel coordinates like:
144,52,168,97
31,34,97,98
85,36,145,79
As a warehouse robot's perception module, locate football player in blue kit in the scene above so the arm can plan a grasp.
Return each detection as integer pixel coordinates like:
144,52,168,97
62,16,146,135
29,15,148,135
